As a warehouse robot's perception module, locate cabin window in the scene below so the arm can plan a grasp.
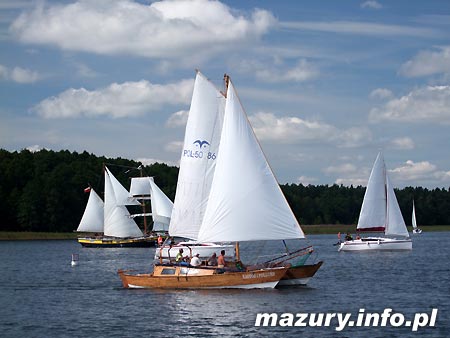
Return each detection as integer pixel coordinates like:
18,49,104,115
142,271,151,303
161,268,176,275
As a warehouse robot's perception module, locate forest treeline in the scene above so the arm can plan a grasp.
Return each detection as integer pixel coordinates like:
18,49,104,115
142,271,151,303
0,149,449,232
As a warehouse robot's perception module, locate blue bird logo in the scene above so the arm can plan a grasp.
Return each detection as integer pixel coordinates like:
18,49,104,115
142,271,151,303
193,140,210,148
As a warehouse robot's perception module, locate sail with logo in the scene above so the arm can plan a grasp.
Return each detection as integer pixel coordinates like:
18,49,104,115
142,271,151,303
155,71,233,260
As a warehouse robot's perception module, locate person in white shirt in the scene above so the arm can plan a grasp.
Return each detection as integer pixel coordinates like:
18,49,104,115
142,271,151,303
190,253,202,267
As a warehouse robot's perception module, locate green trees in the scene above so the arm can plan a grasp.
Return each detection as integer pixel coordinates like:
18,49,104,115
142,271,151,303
0,148,448,232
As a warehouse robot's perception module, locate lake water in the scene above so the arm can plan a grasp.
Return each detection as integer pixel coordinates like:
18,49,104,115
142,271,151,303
0,232,448,337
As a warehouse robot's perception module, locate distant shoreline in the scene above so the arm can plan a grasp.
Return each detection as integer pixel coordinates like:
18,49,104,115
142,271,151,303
1,225,449,240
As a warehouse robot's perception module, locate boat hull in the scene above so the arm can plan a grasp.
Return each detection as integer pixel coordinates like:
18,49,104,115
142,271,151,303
118,265,288,289
154,242,234,261
277,261,323,286
338,237,412,252
78,236,155,248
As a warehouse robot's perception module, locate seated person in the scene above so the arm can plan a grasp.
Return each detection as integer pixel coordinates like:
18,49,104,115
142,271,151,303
208,252,218,266
217,250,226,268
175,248,187,263
190,253,202,267
345,232,353,241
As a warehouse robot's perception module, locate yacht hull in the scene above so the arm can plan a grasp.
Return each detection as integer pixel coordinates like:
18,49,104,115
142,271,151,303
338,237,412,252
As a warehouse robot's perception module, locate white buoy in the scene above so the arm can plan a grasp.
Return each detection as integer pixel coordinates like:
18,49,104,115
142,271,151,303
71,253,79,267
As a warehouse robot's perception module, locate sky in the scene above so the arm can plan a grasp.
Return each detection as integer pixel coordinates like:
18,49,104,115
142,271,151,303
1,0,450,188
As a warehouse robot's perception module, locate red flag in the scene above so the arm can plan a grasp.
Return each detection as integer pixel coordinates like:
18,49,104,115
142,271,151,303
84,187,91,193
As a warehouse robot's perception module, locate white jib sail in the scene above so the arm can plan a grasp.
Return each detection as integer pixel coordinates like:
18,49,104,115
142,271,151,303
357,152,387,231
169,71,226,239
197,80,305,243
103,168,143,238
385,174,409,238
77,188,104,233
105,167,140,206
149,178,173,232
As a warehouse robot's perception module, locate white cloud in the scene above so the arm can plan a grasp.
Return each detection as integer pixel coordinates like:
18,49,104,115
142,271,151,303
164,141,184,153
75,63,99,78
0,65,7,79
400,46,450,78
369,86,450,124
360,1,383,9
280,21,436,38
335,177,368,187
389,160,437,180
11,0,276,59
297,175,319,186
253,59,319,83
0,64,40,83
166,110,189,128
136,157,177,167
390,137,415,150
323,163,357,175
26,144,44,152
249,112,372,147
32,79,193,119
10,66,39,83
370,88,393,100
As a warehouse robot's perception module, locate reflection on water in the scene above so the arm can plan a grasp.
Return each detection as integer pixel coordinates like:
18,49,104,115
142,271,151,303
0,232,449,337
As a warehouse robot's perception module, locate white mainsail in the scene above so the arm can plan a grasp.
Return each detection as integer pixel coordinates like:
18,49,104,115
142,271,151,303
149,178,173,231
412,201,418,230
357,152,386,231
197,79,305,243
169,71,226,240
103,167,143,238
77,188,104,233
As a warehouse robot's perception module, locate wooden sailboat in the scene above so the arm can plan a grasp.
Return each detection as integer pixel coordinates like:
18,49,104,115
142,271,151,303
119,71,321,289
338,152,412,251
412,200,422,234
77,167,162,247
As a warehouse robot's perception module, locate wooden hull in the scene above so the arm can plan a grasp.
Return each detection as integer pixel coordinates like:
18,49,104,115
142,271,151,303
118,265,288,289
277,261,323,286
338,237,412,251
78,236,155,248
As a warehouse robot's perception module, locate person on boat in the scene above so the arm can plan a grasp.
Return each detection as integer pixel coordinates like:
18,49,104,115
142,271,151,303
175,248,185,263
208,252,218,266
355,234,361,240
217,250,226,268
190,253,202,267
345,232,353,241
157,235,163,247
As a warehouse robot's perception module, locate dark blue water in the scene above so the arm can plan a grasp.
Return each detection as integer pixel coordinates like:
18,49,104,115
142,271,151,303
0,232,448,337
